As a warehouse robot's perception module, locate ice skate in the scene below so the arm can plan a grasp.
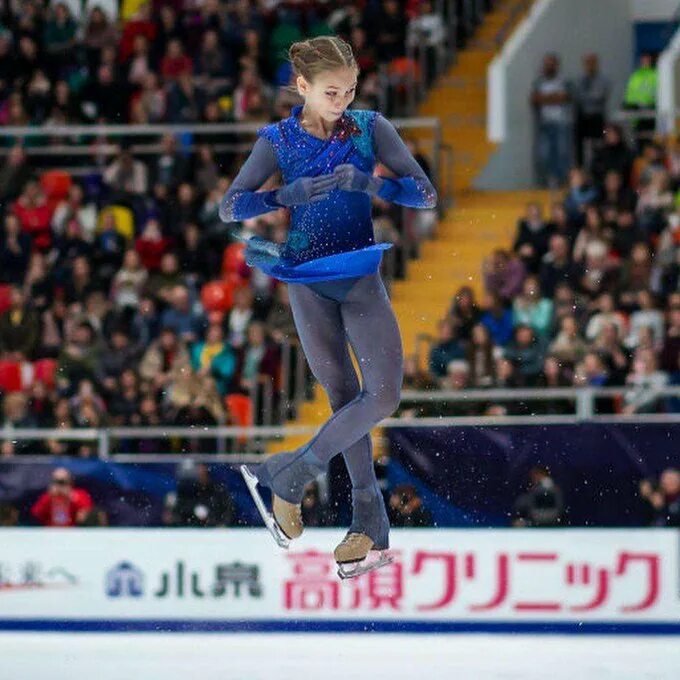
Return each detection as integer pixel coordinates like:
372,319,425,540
240,465,303,549
334,532,394,579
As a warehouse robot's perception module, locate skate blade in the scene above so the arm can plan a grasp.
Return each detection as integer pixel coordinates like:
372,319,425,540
240,465,290,550
337,551,394,580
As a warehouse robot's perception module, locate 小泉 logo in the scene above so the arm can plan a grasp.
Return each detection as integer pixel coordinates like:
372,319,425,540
105,560,263,599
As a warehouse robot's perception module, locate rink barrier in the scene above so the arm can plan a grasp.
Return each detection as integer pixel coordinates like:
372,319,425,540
1,529,679,634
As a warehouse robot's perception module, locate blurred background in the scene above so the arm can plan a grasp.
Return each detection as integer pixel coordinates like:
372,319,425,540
0,0,680,676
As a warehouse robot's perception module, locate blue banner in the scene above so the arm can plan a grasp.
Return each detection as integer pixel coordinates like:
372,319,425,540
386,423,680,527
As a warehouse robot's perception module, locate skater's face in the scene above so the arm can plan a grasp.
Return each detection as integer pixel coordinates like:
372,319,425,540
297,67,358,122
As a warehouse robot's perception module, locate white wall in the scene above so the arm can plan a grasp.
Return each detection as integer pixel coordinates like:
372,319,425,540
630,0,680,21
480,0,633,189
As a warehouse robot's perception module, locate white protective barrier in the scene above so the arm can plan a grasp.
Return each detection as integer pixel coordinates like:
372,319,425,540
0,529,678,633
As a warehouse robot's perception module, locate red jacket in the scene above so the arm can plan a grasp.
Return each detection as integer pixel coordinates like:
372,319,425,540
12,200,53,250
31,488,93,527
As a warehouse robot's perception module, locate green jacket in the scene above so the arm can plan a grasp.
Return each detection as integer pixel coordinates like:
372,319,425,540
624,66,657,108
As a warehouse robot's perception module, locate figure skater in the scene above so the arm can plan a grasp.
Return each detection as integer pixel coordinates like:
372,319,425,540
219,36,437,578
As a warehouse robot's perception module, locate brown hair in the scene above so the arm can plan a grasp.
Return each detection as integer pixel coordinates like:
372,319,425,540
289,36,357,82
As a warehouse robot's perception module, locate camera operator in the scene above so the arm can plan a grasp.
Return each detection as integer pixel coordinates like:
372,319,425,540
30,468,93,527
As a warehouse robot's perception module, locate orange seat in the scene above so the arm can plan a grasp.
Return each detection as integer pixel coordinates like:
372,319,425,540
0,360,22,392
0,285,12,314
225,393,253,445
221,243,246,276
40,170,72,202
200,280,234,312
33,358,58,389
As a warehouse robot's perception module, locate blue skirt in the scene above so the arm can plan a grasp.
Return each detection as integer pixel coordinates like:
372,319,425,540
244,237,393,283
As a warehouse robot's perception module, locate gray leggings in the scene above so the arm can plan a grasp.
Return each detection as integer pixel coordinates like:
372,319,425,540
255,272,403,546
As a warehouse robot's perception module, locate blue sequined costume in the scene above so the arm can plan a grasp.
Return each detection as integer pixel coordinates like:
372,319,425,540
219,106,436,282
220,107,437,553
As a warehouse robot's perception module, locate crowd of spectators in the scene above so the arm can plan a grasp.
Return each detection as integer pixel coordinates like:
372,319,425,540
0,1,449,456
399,52,679,419
0,0,449,134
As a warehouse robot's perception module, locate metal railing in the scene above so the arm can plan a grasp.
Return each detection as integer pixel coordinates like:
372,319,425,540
400,385,680,418
2,386,679,461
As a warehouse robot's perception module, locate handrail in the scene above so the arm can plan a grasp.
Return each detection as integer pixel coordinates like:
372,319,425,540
2,412,680,463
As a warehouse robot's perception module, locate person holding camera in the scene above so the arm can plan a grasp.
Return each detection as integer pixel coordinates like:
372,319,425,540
30,468,93,527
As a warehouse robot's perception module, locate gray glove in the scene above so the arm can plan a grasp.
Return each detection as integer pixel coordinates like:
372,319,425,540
333,163,383,195
275,174,337,206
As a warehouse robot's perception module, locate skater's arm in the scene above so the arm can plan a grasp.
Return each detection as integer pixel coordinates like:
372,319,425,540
218,137,283,222
371,114,438,209
220,137,339,222
333,115,437,209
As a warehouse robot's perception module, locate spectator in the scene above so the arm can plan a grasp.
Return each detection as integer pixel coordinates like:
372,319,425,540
135,219,172,272
512,275,554,339
0,286,39,360
549,314,588,366
12,179,53,251
585,293,627,342
466,323,496,388
57,321,101,390
442,359,470,391
0,214,32,285
160,284,204,344
169,463,235,528
623,348,668,414
563,167,598,221
139,326,190,396
388,484,432,527
504,325,546,385
1,392,39,456
111,249,148,310
623,52,657,111
593,322,631,385
513,202,551,273
151,133,189,192
103,145,149,197
225,285,256,349
530,53,572,187
539,234,579,297
0,146,32,203
639,469,680,527
591,123,634,187
30,468,93,527
480,294,514,347
428,317,465,378
190,323,237,397
626,290,664,350
513,467,564,527
482,249,526,303
236,321,280,394
574,53,610,165
449,286,480,342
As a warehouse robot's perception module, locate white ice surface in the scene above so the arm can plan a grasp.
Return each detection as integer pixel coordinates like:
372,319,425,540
1,633,678,680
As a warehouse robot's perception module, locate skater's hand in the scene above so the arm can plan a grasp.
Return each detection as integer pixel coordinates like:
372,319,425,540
274,174,337,207
333,164,383,195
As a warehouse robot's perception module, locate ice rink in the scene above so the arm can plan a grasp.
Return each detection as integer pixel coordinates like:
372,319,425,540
1,632,678,679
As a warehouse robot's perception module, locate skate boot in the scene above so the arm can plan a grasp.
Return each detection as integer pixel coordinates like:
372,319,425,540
335,485,393,579
240,448,323,549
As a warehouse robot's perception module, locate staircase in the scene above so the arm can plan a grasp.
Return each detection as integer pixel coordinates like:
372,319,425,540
269,0,545,454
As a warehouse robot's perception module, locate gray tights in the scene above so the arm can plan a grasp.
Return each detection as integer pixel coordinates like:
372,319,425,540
254,273,403,547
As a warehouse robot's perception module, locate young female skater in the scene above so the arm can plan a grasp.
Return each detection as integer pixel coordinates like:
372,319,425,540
219,36,436,578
